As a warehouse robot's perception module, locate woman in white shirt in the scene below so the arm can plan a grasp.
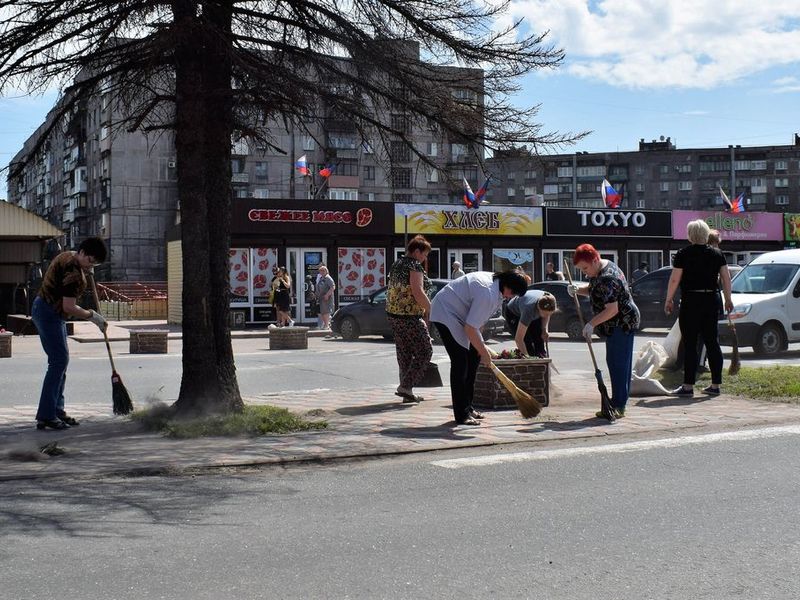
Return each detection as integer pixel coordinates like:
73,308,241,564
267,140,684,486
430,271,528,425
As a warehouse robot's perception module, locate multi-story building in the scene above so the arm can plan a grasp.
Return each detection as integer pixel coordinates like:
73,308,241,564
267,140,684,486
485,135,800,213
7,44,485,280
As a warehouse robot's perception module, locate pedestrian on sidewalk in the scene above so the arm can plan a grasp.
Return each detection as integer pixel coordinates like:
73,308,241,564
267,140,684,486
665,220,733,397
272,266,293,327
503,290,556,358
451,261,465,279
32,237,109,430
386,235,433,403
315,264,336,330
568,243,640,418
431,270,528,425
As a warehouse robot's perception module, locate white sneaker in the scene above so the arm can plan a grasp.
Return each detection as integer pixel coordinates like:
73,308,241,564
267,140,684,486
287,320,295,327
268,324,277,330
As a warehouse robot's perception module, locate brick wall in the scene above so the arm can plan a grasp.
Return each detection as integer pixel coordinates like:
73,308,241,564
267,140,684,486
474,359,550,410
129,330,168,354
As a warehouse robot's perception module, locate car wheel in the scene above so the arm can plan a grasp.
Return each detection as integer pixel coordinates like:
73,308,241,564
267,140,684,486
565,317,583,340
753,322,784,356
339,316,361,341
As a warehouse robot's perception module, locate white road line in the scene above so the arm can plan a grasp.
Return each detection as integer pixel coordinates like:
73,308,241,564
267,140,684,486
430,425,800,469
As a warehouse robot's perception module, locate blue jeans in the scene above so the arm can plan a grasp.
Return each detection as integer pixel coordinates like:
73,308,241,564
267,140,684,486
605,327,635,411
31,296,69,421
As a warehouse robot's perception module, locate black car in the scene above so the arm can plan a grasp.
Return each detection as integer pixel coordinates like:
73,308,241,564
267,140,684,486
630,267,679,330
508,281,594,340
330,278,504,342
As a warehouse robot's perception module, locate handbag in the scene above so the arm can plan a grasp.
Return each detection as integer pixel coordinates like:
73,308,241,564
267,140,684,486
416,361,443,387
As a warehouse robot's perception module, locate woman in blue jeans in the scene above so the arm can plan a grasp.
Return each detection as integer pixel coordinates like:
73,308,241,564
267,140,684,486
568,244,640,419
32,237,108,430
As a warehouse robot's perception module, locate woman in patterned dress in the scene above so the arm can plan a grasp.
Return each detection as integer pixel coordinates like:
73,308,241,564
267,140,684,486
568,243,640,419
385,235,433,403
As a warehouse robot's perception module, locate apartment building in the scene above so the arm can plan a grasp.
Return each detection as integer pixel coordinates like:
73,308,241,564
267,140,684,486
485,135,800,213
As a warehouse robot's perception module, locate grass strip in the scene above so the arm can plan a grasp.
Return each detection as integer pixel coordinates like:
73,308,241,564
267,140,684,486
657,365,800,403
132,404,328,438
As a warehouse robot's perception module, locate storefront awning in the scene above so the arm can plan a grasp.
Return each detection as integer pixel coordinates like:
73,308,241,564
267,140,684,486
0,201,62,240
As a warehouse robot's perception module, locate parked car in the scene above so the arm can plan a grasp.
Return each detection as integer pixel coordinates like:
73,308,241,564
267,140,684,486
506,281,594,340
330,278,504,342
719,250,800,355
631,265,743,331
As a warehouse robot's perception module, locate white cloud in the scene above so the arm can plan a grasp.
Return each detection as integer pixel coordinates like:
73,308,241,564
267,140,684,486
771,75,800,93
507,0,800,89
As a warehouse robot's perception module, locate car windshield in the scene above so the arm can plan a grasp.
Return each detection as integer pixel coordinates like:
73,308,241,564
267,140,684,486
731,264,799,294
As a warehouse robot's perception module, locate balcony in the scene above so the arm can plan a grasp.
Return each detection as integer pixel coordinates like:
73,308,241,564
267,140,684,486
62,208,74,223
231,173,249,184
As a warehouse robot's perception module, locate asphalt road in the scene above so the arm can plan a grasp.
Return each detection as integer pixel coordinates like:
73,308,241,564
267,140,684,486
3,331,799,411
2,428,799,599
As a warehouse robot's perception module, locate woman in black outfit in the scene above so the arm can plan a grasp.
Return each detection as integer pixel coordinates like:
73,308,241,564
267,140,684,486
665,219,733,396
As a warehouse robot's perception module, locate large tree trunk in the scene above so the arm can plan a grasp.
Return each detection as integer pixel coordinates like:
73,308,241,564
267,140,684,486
172,1,243,416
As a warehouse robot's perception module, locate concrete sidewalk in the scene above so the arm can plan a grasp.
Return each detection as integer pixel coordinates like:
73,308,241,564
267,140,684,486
3,365,800,481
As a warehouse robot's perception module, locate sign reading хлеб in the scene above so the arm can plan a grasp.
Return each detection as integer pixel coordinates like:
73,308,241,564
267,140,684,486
545,208,673,238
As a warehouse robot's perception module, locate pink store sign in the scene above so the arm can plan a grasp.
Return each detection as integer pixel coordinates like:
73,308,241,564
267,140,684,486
672,210,784,242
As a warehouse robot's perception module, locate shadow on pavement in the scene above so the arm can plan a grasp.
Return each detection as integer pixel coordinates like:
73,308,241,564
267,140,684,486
634,395,715,409
525,417,611,433
335,402,412,416
379,425,477,440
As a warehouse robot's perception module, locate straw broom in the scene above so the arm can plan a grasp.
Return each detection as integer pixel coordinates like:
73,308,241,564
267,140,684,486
489,363,541,418
88,273,134,415
727,315,741,376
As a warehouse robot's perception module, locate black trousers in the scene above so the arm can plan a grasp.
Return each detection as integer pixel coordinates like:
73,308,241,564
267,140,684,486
433,322,480,423
679,293,723,385
505,314,545,356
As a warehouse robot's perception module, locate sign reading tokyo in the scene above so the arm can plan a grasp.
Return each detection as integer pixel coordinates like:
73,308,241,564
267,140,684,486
672,210,783,242
546,208,672,238
394,204,543,236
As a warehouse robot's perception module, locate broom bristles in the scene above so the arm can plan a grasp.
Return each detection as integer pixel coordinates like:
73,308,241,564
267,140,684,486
112,374,134,415
490,364,542,418
727,318,741,376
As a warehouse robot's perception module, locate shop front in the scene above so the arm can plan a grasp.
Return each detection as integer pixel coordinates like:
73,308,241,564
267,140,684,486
544,207,673,281
671,210,784,266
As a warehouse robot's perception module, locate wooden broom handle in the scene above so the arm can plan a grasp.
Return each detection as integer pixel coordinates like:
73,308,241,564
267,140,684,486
563,258,601,372
87,272,117,372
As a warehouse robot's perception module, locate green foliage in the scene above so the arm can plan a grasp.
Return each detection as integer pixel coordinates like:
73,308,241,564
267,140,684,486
132,404,327,439
658,365,800,403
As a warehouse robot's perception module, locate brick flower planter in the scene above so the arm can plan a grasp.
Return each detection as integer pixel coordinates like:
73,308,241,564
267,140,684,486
129,330,169,354
0,332,12,358
269,326,309,350
474,358,550,410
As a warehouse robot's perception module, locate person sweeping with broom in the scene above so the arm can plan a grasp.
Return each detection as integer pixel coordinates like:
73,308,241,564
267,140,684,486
568,244,640,419
665,219,734,397
430,270,528,425
31,237,108,430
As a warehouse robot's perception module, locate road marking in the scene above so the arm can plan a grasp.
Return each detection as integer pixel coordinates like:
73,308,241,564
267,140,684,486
430,425,800,469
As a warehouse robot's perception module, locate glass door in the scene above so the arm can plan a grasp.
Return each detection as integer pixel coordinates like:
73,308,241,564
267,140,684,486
448,249,482,278
394,247,441,278
287,248,327,324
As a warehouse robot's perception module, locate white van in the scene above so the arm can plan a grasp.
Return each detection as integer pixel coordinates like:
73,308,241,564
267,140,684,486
720,249,800,355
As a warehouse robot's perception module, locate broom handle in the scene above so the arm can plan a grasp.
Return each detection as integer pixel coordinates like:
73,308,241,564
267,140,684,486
563,259,601,373
87,272,117,373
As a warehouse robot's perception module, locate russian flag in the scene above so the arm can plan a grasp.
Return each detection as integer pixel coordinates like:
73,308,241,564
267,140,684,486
601,178,621,208
473,177,491,208
463,177,476,208
295,155,308,176
731,192,746,213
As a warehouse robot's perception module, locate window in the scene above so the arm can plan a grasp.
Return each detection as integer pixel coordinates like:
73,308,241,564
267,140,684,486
507,171,516,180
576,166,606,177
391,168,412,189
390,114,411,133
329,188,358,201
679,197,692,208
426,142,438,157
676,164,692,173
557,166,573,178
363,166,375,181
775,160,788,171
524,186,536,197
775,177,789,188
426,168,439,183
302,135,315,151
775,195,789,205
734,160,751,170
253,188,269,199
635,165,644,175
255,161,268,180
543,184,558,195
451,143,468,159
660,182,670,192
525,170,537,179
235,189,248,198
635,183,645,192
452,88,477,103
100,125,110,140
608,166,626,177
390,141,411,162
678,181,692,191
231,158,245,174
362,140,374,154
660,165,669,174
751,160,767,170
328,133,357,149
558,183,572,193
635,199,645,208
507,187,516,197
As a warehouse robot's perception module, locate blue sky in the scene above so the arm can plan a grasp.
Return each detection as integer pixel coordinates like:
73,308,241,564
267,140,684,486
2,0,799,198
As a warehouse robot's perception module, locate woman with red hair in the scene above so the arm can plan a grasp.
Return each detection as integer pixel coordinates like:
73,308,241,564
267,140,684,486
568,244,640,419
